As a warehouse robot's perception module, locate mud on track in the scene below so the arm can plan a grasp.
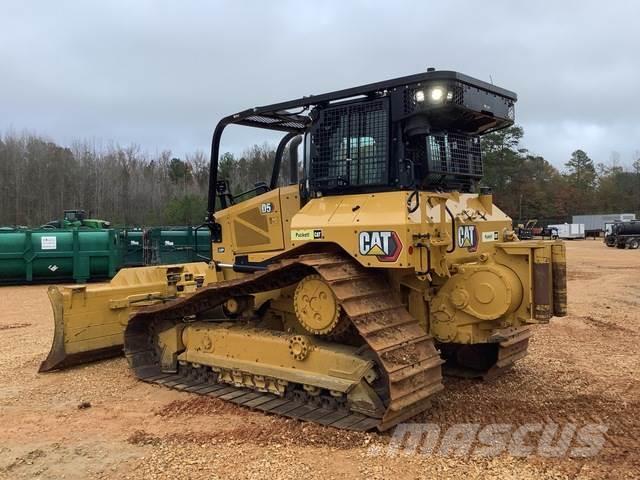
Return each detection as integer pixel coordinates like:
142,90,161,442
1,240,638,479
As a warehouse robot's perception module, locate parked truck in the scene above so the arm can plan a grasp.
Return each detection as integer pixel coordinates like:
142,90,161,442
573,213,636,238
604,221,640,249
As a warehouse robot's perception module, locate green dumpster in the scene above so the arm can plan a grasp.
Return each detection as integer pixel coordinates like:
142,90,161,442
147,227,211,265
119,228,145,267
0,228,120,284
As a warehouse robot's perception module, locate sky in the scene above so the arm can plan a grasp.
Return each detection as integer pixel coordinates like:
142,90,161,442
1,0,639,170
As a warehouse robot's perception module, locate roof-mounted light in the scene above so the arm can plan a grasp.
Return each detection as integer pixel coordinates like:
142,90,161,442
430,87,444,102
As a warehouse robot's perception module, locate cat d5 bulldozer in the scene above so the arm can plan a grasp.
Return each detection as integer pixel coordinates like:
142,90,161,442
40,70,567,431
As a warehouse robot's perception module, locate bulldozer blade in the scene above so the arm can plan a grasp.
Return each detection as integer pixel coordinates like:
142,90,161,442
39,286,128,372
39,263,216,372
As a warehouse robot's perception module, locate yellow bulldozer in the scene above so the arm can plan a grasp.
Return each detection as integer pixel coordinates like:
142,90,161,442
40,70,567,432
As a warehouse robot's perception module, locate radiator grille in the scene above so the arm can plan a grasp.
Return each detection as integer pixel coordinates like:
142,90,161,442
407,132,482,180
427,133,482,176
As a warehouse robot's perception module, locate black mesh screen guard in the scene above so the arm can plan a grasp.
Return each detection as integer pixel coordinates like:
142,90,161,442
309,98,389,191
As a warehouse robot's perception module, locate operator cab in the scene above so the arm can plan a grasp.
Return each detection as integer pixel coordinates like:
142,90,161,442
207,70,516,223
64,210,87,223
306,75,515,195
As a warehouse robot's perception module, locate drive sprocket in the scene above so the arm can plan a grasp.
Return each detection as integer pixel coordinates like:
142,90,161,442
293,274,343,335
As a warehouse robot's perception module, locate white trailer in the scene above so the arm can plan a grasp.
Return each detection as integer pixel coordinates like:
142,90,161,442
548,223,585,239
572,214,636,235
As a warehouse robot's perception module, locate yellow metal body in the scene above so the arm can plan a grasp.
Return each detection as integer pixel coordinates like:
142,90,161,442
180,324,373,394
212,186,301,268
41,185,566,390
209,186,565,343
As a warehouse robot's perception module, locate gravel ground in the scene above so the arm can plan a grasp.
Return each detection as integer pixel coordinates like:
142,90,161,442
0,240,638,479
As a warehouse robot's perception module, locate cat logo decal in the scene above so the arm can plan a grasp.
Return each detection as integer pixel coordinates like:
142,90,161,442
358,231,402,262
457,225,478,250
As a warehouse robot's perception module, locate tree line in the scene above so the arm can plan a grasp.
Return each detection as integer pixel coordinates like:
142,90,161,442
1,127,638,227
482,126,640,224
0,133,287,227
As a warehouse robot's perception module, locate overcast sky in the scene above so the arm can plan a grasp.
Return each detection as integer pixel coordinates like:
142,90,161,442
1,1,639,169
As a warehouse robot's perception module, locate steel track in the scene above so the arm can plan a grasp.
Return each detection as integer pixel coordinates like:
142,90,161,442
124,252,444,431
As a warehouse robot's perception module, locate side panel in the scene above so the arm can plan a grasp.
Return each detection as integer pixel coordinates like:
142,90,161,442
290,191,513,270
219,189,285,255
291,192,412,268
211,185,301,268
279,186,303,251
